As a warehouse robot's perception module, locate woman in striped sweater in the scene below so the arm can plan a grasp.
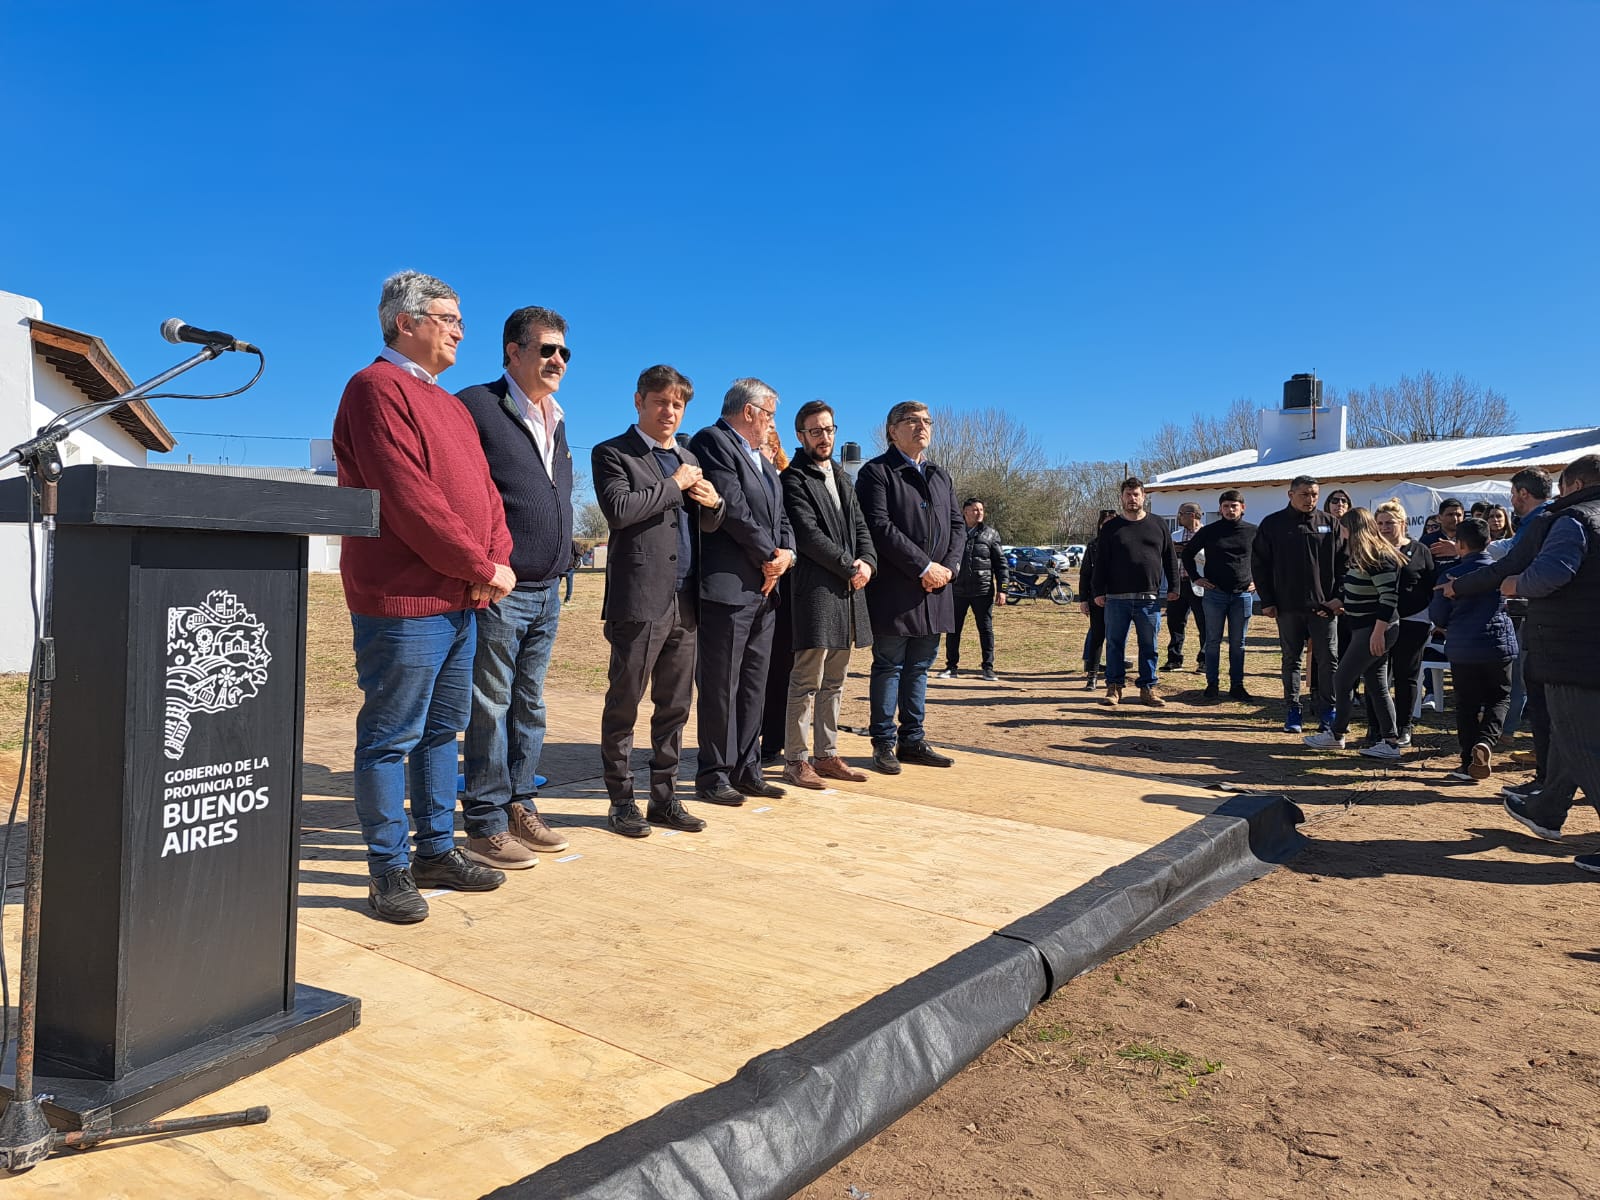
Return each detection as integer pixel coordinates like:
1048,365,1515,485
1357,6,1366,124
1303,507,1407,761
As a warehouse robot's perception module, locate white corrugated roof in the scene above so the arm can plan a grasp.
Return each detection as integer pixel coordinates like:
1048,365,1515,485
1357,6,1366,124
1149,426,1600,489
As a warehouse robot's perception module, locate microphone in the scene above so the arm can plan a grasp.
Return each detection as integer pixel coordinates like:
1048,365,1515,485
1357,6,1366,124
160,318,258,354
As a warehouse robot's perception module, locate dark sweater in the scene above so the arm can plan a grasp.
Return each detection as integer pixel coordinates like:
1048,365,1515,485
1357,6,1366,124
1394,539,1437,619
1180,518,1257,593
1092,513,1180,598
456,378,575,584
1428,551,1517,663
1252,504,1345,612
334,360,512,617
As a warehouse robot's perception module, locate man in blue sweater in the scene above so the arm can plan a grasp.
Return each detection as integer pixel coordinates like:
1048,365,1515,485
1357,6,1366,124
456,306,576,870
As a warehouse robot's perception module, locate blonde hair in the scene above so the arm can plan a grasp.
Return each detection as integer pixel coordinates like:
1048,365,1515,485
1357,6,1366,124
1344,507,1405,572
1373,498,1410,545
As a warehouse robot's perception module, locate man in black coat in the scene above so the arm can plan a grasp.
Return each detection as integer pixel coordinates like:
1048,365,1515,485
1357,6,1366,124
856,401,964,774
592,365,725,838
456,305,575,872
939,497,1008,681
688,379,796,804
778,400,878,789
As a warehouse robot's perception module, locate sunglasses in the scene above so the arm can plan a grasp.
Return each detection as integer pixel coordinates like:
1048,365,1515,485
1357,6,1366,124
527,342,572,363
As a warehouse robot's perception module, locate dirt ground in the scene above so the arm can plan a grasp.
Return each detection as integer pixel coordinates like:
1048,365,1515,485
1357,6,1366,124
3,573,1597,1199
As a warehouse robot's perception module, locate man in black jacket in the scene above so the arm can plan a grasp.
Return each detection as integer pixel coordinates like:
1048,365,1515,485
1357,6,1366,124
1251,475,1345,734
856,401,964,774
1181,490,1257,702
778,401,877,789
456,305,575,871
939,498,1008,681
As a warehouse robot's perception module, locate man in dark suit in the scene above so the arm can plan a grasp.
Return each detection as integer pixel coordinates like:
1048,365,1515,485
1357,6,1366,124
593,365,726,837
456,305,574,873
688,379,796,804
856,400,964,774
779,400,877,789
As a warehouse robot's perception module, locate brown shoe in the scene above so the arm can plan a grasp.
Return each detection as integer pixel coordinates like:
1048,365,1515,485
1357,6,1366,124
781,758,828,790
464,831,538,870
1469,741,1493,779
508,801,569,853
1100,685,1123,707
813,755,868,783
1140,686,1167,708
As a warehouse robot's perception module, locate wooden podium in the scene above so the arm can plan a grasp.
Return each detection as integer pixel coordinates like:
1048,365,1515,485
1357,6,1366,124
0,465,377,1128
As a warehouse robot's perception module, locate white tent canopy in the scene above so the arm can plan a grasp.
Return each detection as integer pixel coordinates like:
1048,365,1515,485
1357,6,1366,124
1377,479,1513,536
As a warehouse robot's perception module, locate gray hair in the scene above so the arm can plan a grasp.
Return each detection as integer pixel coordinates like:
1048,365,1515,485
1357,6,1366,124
722,377,778,419
379,271,459,345
884,400,930,442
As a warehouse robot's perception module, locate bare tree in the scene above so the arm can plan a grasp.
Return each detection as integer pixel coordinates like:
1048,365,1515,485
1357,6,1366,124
925,407,1072,545
1333,371,1516,447
574,500,609,541
1137,397,1258,476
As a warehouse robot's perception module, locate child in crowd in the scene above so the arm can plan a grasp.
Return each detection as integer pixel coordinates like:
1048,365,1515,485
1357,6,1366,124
1428,517,1519,782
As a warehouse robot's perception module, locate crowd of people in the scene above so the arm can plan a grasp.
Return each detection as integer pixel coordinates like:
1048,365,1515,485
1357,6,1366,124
1075,463,1600,874
333,271,1600,923
333,272,999,924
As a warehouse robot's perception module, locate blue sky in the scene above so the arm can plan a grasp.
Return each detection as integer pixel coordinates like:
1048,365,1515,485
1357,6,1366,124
2,2,1596,479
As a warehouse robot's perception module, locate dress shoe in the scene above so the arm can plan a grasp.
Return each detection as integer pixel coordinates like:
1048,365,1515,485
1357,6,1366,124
1229,686,1254,702
1202,685,1220,701
368,867,429,924
508,800,568,853
608,802,652,838
647,803,707,832
1139,686,1167,708
695,783,747,806
412,847,506,892
813,755,868,782
871,743,902,775
782,759,828,790
897,740,954,768
733,777,786,799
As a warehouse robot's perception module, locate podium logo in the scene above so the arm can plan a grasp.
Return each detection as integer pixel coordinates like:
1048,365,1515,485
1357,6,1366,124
165,590,273,760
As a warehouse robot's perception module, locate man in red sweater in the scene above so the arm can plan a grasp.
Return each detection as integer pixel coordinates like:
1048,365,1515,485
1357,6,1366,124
333,271,517,924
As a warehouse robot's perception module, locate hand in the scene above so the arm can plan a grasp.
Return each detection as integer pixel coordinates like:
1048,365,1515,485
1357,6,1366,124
923,562,953,591
1079,601,1090,615
1433,538,1460,558
472,563,517,604
1261,605,1278,619
1500,575,1519,597
1368,626,1388,656
1196,579,1215,591
848,558,873,590
1094,595,1106,608
1247,583,1257,593
671,462,703,491
685,478,720,507
996,592,1007,606
1438,579,1458,599
1166,591,1179,603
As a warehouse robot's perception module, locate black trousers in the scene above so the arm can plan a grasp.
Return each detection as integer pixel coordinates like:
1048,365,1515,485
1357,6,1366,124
600,590,697,810
1365,618,1431,737
1165,587,1207,665
696,597,776,789
1525,677,1551,783
1522,682,1598,829
1452,659,1513,765
947,592,996,671
1083,602,1106,672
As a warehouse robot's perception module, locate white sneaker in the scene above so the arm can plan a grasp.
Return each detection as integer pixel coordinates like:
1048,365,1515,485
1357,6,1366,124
1360,741,1403,761
1302,731,1345,750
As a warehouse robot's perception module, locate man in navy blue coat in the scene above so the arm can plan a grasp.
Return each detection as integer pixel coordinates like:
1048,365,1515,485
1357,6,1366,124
688,379,796,804
855,400,964,775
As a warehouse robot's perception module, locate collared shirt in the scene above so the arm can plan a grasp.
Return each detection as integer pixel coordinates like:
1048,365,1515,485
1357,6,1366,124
718,417,764,471
378,345,436,386
893,446,926,475
504,372,565,477
632,424,679,452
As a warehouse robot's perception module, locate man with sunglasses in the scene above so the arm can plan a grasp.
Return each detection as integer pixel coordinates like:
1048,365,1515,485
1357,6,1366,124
455,307,576,872
688,379,796,804
856,401,964,773
333,271,516,924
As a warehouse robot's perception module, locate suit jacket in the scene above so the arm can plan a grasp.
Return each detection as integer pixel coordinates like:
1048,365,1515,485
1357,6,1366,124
592,428,725,624
689,419,794,607
780,452,877,650
855,450,964,638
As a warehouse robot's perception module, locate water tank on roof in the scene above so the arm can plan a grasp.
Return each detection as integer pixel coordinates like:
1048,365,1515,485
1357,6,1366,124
1283,373,1322,410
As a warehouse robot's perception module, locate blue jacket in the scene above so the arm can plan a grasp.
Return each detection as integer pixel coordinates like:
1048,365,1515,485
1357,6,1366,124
1429,551,1518,663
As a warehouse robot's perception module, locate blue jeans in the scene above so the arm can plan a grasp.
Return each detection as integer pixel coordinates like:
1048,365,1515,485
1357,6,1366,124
1103,599,1162,689
463,584,561,837
351,611,476,877
869,634,940,745
1201,590,1253,690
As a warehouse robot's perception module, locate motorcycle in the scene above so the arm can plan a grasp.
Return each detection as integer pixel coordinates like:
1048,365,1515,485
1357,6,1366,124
1002,555,1073,605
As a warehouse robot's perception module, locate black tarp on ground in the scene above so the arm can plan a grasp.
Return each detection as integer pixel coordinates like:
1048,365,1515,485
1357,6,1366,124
494,793,1303,1200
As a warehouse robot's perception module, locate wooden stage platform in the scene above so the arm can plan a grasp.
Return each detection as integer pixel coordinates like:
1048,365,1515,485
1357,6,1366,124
1,694,1245,1199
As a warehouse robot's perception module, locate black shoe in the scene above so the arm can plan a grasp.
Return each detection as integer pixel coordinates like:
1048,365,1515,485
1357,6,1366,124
368,867,429,924
1165,658,1183,674
897,740,954,768
1228,686,1254,701
1202,685,1220,701
733,778,785,799
608,802,652,838
981,667,998,681
412,847,506,892
695,783,747,806
647,802,707,832
871,743,902,775
1503,795,1563,843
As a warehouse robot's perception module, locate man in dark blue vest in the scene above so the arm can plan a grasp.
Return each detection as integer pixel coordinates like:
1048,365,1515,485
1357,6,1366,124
456,306,576,871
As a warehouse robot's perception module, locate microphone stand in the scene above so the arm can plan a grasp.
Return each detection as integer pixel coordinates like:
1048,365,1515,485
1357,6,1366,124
0,345,271,1172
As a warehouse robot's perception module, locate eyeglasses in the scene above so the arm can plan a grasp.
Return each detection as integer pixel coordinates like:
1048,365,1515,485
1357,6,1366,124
416,311,464,331
747,403,775,419
802,424,836,437
533,342,572,363
897,416,934,429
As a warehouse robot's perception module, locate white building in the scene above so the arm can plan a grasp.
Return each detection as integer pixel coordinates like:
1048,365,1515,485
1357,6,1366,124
1146,388,1600,535
1,289,175,671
